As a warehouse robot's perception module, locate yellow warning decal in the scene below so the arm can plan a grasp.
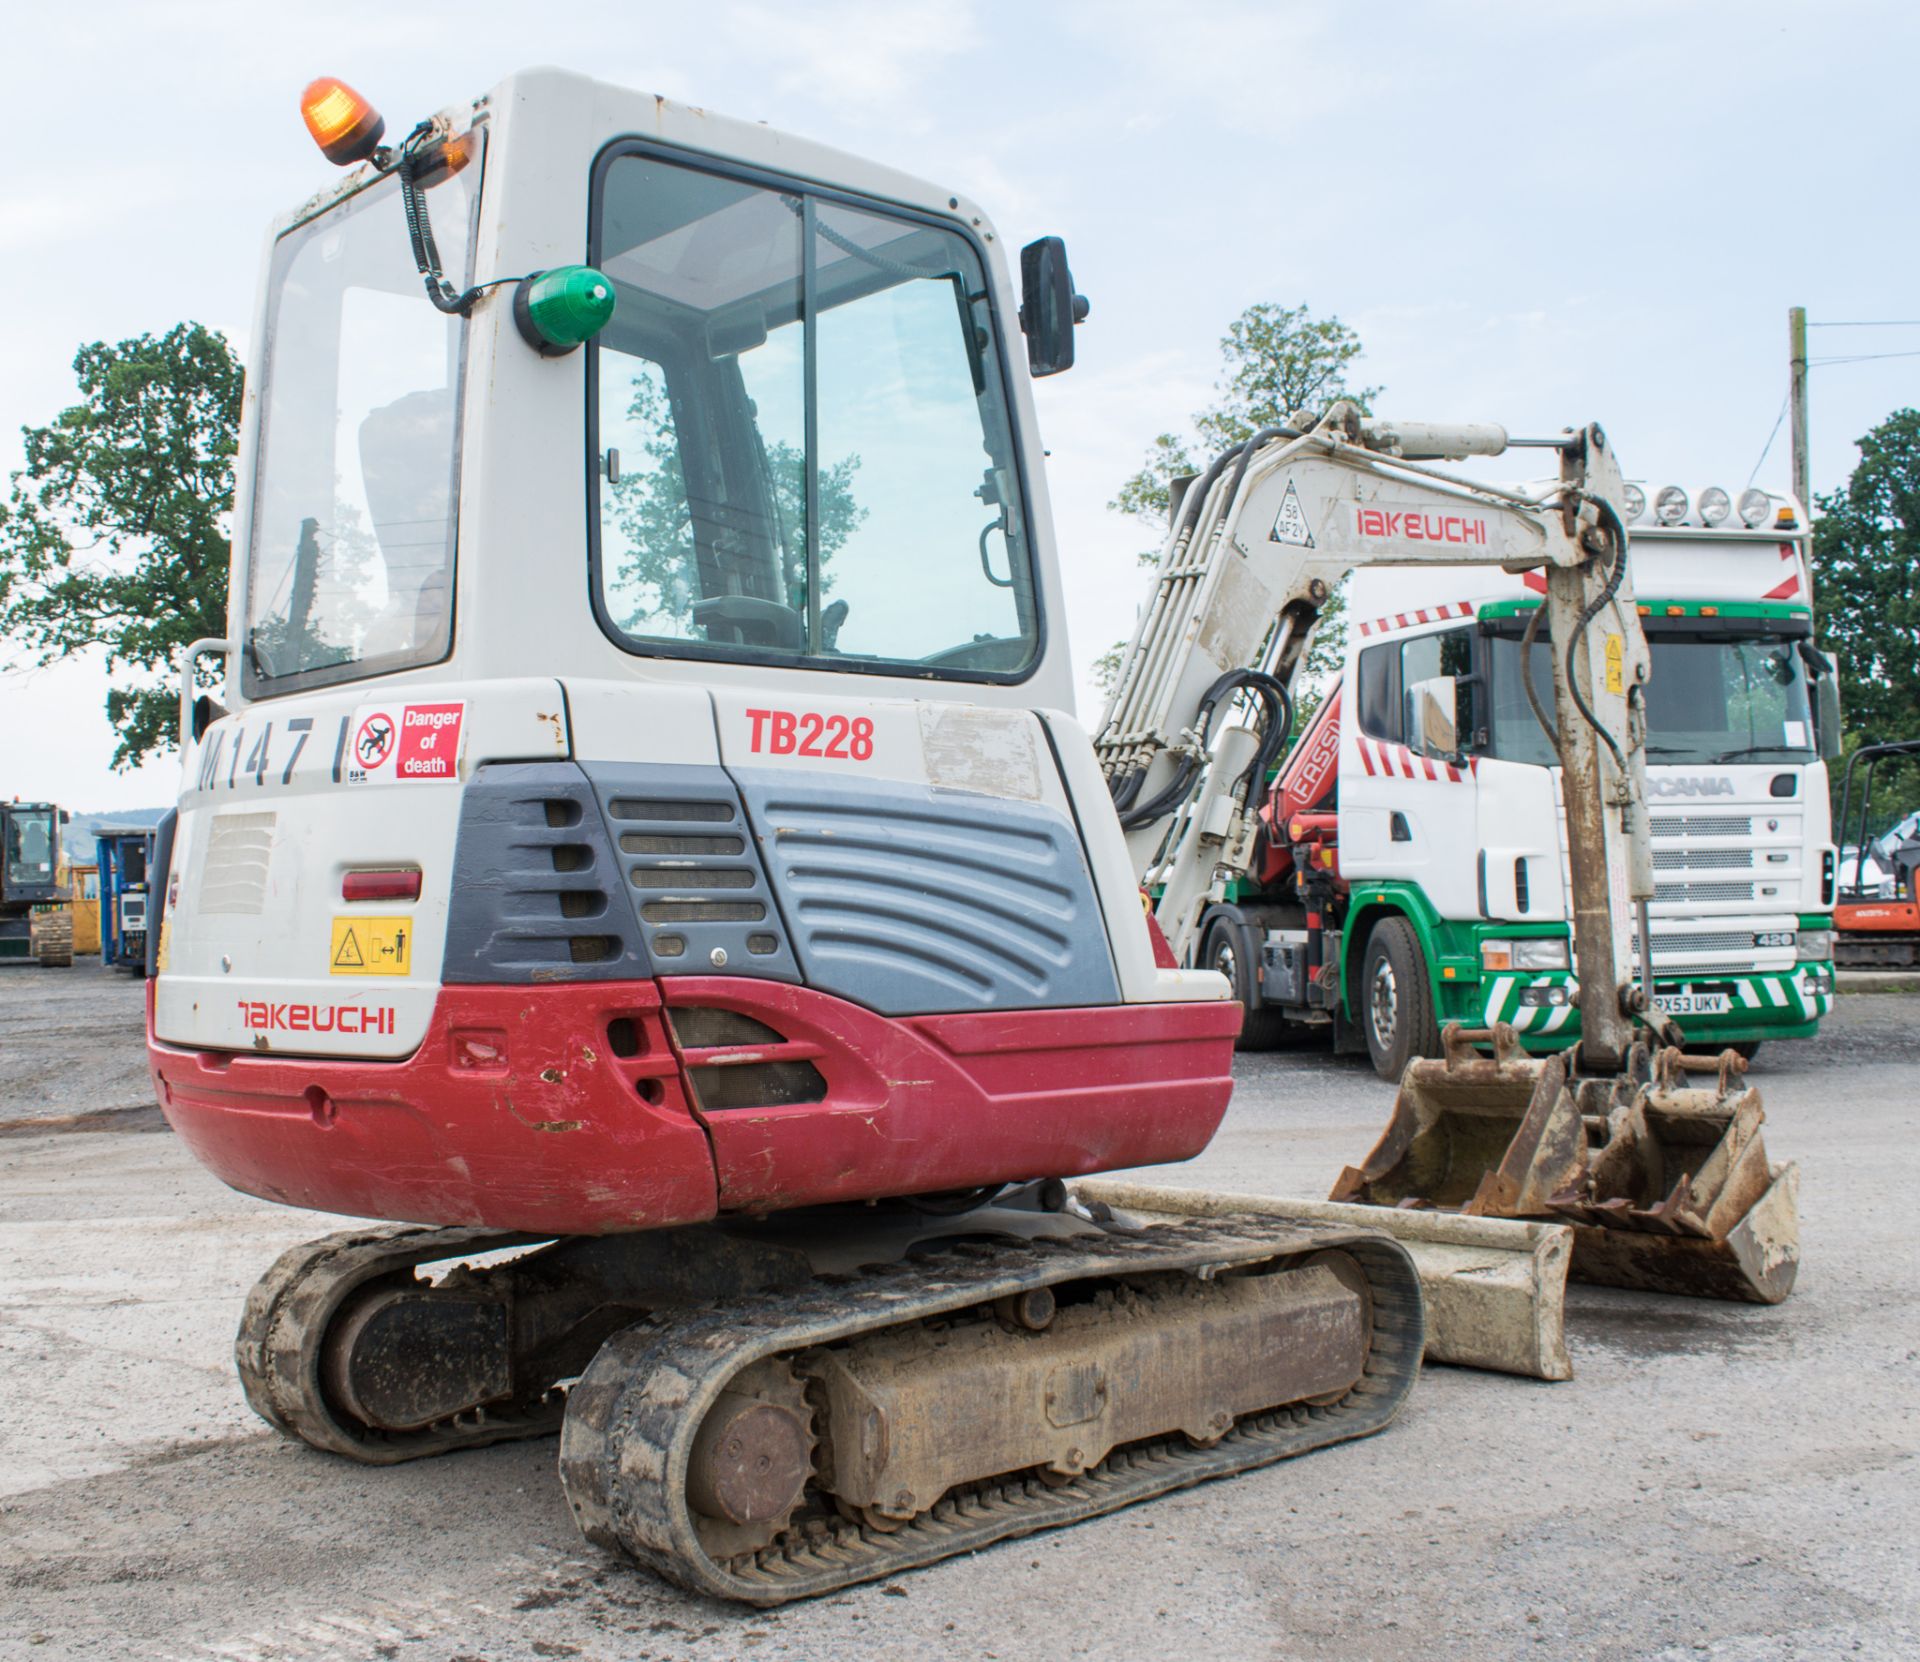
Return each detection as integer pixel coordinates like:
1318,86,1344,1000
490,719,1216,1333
1604,632,1625,695
329,915,412,977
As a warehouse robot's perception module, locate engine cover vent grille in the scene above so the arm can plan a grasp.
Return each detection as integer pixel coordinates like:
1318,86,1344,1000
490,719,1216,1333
442,763,647,984
587,763,799,985
733,770,1120,1015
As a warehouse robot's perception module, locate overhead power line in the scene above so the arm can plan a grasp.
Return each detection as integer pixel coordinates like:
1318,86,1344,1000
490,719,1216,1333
1746,386,1791,490
1808,319,1920,328
1809,350,1920,366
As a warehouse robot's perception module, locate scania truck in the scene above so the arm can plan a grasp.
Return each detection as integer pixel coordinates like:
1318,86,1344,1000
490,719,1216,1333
1190,481,1842,1076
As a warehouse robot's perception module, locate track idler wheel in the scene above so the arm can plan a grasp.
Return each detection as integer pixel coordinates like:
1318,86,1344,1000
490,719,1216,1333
320,1272,515,1433
237,1224,815,1464
685,1361,815,1558
236,1226,563,1464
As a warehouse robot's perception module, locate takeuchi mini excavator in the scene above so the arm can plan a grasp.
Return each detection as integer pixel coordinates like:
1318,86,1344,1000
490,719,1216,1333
148,68,1795,1603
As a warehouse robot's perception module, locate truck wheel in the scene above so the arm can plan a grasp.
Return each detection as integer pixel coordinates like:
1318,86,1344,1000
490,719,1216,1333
1202,920,1290,1052
1360,917,1441,1081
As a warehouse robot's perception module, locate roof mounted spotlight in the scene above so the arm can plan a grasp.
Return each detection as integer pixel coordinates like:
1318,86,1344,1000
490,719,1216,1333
1697,485,1732,526
1621,483,1648,524
1653,485,1689,525
1737,488,1772,528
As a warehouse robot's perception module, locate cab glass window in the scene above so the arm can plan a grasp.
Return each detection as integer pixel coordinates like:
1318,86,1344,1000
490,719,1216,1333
1486,614,1817,767
244,136,481,694
591,150,1038,678
4,809,56,890
1356,641,1401,742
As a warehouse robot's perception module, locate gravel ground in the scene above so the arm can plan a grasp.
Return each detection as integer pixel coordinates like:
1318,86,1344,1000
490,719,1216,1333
0,967,157,1129
0,973,1915,1661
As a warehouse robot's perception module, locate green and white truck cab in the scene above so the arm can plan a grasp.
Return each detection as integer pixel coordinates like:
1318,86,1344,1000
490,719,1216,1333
1197,483,1840,1077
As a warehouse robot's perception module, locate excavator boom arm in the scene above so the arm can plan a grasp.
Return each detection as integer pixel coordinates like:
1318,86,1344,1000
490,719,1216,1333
1094,406,1656,1069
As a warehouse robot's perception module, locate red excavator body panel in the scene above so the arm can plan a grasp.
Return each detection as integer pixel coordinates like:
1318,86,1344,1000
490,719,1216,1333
149,980,1240,1233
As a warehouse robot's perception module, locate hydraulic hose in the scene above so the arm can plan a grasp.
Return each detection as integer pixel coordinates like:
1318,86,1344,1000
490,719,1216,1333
1104,424,1306,829
1116,668,1293,832
1561,497,1631,778
1519,597,1558,748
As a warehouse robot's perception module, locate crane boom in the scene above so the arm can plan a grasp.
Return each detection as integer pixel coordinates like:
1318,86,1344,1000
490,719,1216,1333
1094,404,1659,1070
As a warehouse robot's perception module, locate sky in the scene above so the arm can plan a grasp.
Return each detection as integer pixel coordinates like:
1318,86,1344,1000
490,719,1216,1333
2,0,1915,810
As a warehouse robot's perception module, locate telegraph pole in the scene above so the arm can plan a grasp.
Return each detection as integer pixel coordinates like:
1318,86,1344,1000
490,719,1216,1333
1788,306,1810,512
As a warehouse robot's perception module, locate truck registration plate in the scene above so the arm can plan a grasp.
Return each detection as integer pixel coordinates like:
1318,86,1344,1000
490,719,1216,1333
1655,992,1732,1016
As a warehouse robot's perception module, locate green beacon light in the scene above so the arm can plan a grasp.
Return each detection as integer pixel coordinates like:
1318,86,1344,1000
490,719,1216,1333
512,266,616,356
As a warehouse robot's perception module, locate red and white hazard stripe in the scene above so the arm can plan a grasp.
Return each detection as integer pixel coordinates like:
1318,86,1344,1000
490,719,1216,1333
1353,735,1472,783
1762,539,1802,601
1356,599,1476,639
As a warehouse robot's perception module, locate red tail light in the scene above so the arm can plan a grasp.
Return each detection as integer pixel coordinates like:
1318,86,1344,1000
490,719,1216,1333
342,869,422,902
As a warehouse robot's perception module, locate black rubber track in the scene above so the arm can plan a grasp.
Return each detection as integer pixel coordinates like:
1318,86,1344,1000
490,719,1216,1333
236,1223,559,1463
557,1216,1423,1604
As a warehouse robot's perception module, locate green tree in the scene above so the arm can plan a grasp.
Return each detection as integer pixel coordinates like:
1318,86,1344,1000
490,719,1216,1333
608,372,864,635
1815,407,1920,829
0,324,240,768
1102,303,1380,725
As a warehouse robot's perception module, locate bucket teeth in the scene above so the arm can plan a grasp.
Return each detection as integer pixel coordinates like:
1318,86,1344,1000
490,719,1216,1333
1333,1029,1799,1305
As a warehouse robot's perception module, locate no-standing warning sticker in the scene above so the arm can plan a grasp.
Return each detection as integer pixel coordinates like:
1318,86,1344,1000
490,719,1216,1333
345,702,465,785
354,712,396,771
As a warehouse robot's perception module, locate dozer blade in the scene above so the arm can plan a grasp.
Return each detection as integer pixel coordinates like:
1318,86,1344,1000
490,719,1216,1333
1078,1181,1572,1382
1329,1024,1800,1306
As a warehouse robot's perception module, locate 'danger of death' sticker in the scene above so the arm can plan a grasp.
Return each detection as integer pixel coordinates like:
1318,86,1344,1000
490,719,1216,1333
345,702,465,784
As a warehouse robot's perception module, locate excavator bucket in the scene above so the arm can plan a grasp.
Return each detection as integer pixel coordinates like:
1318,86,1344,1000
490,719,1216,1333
1331,1024,1799,1306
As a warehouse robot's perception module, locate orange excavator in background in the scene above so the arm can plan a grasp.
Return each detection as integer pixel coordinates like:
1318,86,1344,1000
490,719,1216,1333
1833,739,1920,964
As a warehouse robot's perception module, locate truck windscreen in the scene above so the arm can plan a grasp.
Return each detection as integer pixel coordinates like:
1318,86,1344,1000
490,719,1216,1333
243,137,483,694
589,148,1038,679
1487,619,1817,768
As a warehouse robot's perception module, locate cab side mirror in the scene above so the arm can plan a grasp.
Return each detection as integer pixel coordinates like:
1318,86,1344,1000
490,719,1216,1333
1803,643,1843,761
1018,236,1089,377
1814,661,1842,762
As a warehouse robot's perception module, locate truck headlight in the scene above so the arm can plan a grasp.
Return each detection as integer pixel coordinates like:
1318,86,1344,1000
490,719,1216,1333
1482,938,1569,971
1795,929,1833,961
